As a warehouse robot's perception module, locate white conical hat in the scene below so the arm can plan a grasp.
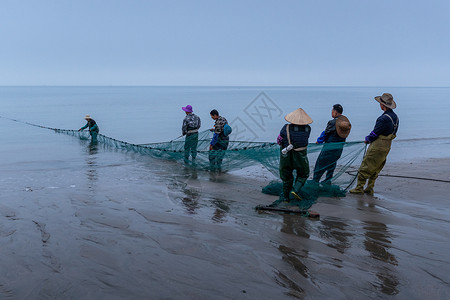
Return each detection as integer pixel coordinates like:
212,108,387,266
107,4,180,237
284,108,313,125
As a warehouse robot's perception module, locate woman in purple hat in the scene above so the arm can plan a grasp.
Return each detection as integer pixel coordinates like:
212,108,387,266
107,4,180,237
182,105,201,164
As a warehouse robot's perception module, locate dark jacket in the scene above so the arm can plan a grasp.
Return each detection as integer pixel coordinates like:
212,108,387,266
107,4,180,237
81,119,99,132
316,118,346,143
279,124,311,149
365,109,399,143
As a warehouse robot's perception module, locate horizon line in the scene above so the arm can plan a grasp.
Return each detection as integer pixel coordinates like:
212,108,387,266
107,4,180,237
1,84,449,88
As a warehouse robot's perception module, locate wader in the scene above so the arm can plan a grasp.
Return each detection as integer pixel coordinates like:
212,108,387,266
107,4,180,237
90,131,98,143
350,134,396,195
209,138,229,171
313,142,344,184
184,131,199,163
279,149,310,200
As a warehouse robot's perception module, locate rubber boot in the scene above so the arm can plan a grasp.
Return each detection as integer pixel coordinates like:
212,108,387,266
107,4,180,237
290,180,304,201
349,175,366,194
364,178,376,196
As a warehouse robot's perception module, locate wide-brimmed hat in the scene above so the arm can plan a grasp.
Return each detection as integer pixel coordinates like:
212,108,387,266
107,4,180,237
182,105,193,113
84,114,92,120
284,108,313,125
336,115,351,138
374,93,396,109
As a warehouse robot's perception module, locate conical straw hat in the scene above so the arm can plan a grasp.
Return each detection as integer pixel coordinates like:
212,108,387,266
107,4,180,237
284,108,313,125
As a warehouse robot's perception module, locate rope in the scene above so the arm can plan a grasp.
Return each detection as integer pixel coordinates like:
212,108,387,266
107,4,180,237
345,170,450,184
343,144,367,191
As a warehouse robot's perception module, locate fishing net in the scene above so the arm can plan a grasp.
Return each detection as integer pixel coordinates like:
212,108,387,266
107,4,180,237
1,116,366,210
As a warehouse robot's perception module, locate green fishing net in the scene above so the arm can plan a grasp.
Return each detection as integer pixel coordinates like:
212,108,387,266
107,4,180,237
1,116,366,211
55,129,365,210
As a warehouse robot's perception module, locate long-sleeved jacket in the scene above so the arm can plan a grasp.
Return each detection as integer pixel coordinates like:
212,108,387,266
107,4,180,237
81,119,99,132
365,109,399,143
210,116,228,146
182,113,201,135
316,118,346,144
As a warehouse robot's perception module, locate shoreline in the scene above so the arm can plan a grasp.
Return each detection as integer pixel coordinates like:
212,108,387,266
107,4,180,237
1,155,449,299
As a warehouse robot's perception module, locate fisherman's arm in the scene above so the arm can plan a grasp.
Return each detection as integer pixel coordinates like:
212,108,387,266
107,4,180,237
365,116,386,143
79,123,88,131
210,132,218,146
182,119,187,135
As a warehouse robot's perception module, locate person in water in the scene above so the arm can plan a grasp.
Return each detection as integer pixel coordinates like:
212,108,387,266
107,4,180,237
181,105,201,165
78,115,99,143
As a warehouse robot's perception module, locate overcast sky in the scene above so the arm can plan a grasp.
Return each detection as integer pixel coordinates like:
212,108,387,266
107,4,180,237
1,0,449,86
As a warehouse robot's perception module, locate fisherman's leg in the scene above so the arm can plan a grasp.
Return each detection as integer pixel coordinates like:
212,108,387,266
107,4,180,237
191,133,199,161
90,131,98,143
216,141,228,172
350,144,384,194
209,150,217,170
291,151,310,200
323,148,342,184
324,161,338,184
365,152,388,195
279,154,294,201
184,139,191,163
312,149,327,182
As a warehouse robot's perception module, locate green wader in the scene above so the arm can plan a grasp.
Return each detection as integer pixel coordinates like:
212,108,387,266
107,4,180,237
184,132,199,163
351,134,396,194
90,131,98,143
279,149,310,200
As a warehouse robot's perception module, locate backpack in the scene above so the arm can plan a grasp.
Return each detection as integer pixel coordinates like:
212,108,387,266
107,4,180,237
223,123,232,137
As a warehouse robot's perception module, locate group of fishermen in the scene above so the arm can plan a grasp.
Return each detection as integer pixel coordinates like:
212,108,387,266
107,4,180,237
78,92,398,200
277,92,398,202
181,105,230,172
78,105,230,172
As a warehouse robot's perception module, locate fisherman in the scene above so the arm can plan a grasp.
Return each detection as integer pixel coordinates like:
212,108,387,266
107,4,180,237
78,115,99,143
209,109,229,172
276,108,312,202
181,105,201,164
313,104,351,184
350,93,399,195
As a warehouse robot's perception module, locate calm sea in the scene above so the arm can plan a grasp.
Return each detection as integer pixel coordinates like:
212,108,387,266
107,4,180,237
1,86,449,164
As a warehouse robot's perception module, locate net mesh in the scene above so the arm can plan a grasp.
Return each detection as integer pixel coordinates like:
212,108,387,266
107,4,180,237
1,116,366,210
55,129,366,210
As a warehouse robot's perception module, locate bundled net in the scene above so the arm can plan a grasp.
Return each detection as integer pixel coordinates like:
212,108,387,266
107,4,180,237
1,116,366,210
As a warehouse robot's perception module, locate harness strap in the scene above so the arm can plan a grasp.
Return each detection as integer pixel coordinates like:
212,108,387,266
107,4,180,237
286,124,307,151
385,114,399,132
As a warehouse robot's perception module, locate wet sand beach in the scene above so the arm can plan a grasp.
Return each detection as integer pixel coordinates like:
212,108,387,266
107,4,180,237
1,141,449,299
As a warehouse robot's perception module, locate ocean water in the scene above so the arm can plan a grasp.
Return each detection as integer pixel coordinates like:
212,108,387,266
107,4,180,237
1,86,450,163
1,86,450,299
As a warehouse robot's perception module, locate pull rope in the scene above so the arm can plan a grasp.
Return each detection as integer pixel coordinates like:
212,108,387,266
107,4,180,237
345,170,450,184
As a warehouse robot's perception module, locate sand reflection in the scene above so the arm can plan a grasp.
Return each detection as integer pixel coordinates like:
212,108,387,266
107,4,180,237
363,220,399,295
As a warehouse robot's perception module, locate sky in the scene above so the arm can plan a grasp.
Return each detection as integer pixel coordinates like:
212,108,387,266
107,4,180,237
0,0,449,86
